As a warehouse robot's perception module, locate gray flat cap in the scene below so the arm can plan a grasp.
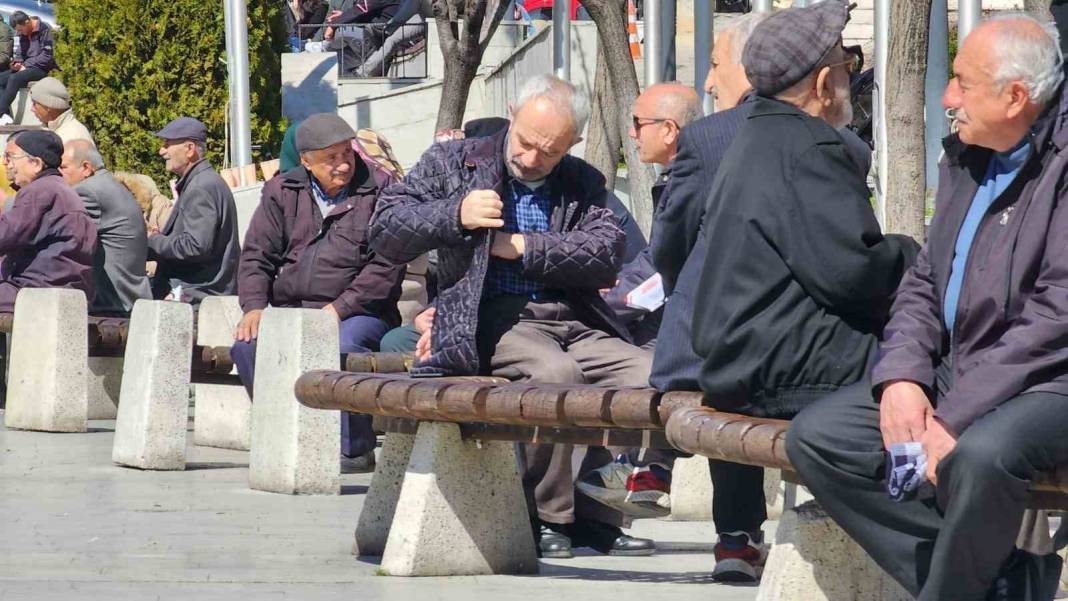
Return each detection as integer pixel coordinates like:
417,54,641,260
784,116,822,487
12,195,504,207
296,113,356,153
154,116,208,143
742,0,852,97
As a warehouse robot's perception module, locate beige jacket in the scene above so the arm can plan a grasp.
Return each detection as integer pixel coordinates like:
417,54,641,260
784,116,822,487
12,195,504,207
48,110,94,145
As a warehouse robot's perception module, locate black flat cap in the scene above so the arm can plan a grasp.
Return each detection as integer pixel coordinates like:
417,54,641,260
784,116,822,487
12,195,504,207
154,116,208,143
296,113,357,153
15,130,63,168
742,0,852,97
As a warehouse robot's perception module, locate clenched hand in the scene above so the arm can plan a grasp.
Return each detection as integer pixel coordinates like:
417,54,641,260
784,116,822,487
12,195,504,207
460,190,504,230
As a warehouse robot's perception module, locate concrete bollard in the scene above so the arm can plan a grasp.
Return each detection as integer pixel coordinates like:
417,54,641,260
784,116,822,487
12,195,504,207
112,300,194,470
666,455,713,521
193,295,251,451
354,431,416,556
756,501,911,601
380,422,538,577
248,307,340,495
87,356,123,420
4,288,88,433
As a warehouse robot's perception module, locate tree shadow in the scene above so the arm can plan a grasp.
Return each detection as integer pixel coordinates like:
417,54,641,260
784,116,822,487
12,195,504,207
342,484,369,496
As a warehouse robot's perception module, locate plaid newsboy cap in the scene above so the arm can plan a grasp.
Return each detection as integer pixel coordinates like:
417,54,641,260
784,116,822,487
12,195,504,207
742,0,852,97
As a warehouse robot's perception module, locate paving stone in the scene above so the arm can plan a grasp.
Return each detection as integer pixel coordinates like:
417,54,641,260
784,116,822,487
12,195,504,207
380,422,538,576
248,307,340,495
4,288,88,433
112,300,194,470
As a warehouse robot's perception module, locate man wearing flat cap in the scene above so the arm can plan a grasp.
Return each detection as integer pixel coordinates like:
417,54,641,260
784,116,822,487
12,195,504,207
233,112,405,473
148,116,240,303
0,130,96,311
29,77,94,145
688,0,919,581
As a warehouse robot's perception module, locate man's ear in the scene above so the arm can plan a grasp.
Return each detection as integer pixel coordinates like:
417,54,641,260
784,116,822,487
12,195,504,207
814,66,834,106
1004,81,1031,120
570,135,584,149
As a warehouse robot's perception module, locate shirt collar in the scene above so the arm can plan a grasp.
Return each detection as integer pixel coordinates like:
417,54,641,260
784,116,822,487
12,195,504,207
310,176,348,205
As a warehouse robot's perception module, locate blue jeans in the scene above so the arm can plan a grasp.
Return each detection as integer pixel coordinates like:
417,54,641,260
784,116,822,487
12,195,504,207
231,313,390,458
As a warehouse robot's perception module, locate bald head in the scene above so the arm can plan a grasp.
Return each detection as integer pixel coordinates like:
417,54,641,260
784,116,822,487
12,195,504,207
629,82,702,165
60,139,103,187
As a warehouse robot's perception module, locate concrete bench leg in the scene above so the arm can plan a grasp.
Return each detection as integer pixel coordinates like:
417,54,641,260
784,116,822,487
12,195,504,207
112,300,194,470
756,501,911,601
667,455,713,521
380,422,538,576
193,295,250,451
248,308,340,495
354,431,416,556
4,289,88,433
87,356,123,419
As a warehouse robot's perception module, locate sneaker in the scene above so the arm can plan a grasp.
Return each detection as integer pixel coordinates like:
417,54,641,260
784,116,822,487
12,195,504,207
340,450,376,474
622,464,672,518
576,454,633,509
712,531,767,582
0,114,13,126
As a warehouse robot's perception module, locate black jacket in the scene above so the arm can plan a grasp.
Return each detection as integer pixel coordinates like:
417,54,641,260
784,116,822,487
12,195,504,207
369,128,628,376
692,97,918,416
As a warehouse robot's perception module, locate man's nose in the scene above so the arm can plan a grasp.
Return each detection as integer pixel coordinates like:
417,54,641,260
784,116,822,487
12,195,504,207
943,78,963,109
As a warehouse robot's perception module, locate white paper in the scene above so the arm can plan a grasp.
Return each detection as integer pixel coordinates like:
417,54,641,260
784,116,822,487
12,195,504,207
625,272,665,312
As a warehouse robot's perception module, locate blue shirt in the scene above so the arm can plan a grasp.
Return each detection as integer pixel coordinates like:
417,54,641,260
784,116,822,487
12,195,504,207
310,177,347,217
943,140,1031,334
484,180,556,298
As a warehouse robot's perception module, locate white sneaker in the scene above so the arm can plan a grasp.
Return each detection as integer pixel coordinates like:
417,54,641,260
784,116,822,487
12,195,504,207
0,114,14,126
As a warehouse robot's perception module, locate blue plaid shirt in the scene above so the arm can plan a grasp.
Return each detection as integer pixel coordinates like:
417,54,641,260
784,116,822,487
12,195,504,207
484,180,556,298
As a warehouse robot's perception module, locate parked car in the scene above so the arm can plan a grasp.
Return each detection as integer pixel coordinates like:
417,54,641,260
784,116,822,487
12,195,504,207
0,0,55,28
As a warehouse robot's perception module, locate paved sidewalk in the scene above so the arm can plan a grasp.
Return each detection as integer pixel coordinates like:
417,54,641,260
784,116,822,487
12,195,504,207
0,417,763,601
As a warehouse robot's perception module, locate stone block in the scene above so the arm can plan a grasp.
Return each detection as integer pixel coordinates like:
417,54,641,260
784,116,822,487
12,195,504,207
380,422,538,576
193,295,251,451
112,300,194,470
4,289,88,433
354,431,416,556
666,455,712,521
87,356,123,420
756,501,911,601
248,307,340,495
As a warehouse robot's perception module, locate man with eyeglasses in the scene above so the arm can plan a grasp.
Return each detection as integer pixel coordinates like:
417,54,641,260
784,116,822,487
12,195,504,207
0,130,96,312
148,116,239,304
689,0,919,582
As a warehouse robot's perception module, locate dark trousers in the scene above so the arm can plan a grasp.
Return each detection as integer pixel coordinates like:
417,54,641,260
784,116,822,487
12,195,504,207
231,313,390,458
0,67,46,118
787,379,1068,600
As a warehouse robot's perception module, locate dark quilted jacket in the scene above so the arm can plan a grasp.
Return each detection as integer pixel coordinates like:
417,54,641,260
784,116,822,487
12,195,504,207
369,128,630,376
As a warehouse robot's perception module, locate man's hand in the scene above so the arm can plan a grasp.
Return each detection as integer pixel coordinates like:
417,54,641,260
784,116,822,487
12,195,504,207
921,416,958,485
10,62,21,72
323,304,340,321
415,329,432,362
147,225,161,237
324,26,335,41
879,380,932,448
413,307,435,334
460,190,504,230
490,233,524,260
327,9,342,21
234,309,264,343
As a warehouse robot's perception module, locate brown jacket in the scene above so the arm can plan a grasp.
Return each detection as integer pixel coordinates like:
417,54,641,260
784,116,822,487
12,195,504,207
239,158,404,325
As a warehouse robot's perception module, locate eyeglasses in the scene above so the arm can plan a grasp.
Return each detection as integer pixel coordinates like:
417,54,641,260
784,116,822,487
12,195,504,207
3,152,28,162
826,50,863,76
632,116,675,131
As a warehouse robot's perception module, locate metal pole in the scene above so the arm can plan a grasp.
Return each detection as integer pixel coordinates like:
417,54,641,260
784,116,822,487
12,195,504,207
752,0,774,13
552,0,570,80
224,0,253,184
925,0,949,191
958,0,981,43
222,0,235,169
873,0,889,226
661,0,676,81
644,0,662,86
695,0,714,114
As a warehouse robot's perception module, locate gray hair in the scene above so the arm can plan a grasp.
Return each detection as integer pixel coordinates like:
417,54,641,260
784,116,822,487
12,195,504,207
193,140,207,158
513,74,591,136
67,139,104,170
985,13,1064,105
721,11,771,62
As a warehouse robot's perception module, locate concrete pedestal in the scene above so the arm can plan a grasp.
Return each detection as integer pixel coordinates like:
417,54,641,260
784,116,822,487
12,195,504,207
756,501,911,601
666,455,713,521
193,296,251,451
112,301,194,470
4,289,88,433
248,308,340,495
354,431,416,556
380,422,538,576
87,356,123,420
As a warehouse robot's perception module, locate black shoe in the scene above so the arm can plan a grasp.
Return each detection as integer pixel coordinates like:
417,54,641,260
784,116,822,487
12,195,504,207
572,519,657,556
537,525,573,559
340,450,376,474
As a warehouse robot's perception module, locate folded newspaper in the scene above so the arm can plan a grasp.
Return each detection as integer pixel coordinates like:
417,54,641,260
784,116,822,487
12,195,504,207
625,273,666,312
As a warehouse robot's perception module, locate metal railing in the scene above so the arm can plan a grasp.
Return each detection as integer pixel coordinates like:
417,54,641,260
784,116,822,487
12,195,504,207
296,22,429,80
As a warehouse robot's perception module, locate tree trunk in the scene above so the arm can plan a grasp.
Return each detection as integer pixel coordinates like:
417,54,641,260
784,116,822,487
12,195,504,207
433,0,510,131
1024,0,1052,20
582,0,656,237
584,38,622,191
884,0,931,241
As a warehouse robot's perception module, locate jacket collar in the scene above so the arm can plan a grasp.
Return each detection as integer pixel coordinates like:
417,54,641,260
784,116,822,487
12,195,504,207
176,159,211,195
47,109,75,131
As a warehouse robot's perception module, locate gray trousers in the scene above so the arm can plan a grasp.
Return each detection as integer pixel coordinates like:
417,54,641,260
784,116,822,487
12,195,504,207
480,296,653,527
787,378,1068,600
